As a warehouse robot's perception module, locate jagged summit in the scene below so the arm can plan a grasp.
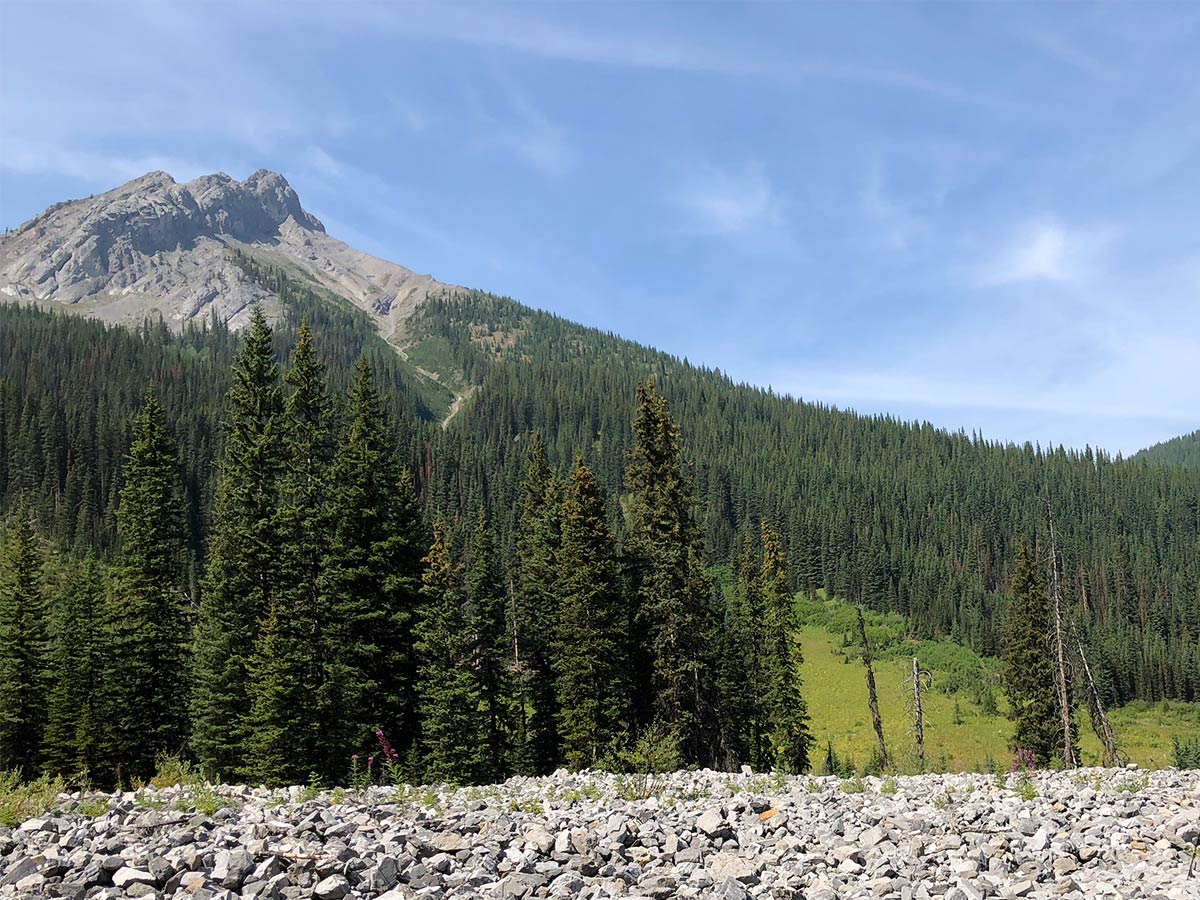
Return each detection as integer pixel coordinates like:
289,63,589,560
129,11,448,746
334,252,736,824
0,169,449,333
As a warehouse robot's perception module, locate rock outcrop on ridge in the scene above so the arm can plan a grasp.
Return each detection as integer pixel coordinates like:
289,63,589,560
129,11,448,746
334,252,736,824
0,170,449,335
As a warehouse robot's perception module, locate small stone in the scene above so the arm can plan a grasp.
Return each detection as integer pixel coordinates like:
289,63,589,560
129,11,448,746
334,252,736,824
212,849,255,889
715,876,750,899
697,808,726,837
112,867,156,889
525,826,555,855
709,851,759,883
1053,856,1079,874
16,873,47,893
313,873,351,900
431,831,468,853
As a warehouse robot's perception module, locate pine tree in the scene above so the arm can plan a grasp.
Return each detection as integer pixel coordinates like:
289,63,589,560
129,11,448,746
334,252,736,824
464,508,513,781
415,519,486,784
1003,538,1061,764
321,357,426,773
0,510,48,774
512,434,561,774
192,305,286,778
105,390,190,780
759,522,812,772
553,455,629,769
43,555,108,778
718,537,762,768
624,380,722,766
245,322,333,785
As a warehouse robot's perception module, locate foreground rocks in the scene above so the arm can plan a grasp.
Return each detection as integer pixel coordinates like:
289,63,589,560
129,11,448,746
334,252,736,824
2,768,1198,900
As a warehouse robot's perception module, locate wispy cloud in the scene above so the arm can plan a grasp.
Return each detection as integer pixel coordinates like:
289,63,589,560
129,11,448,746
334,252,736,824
973,218,1112,287
304,146,344,180
495,81,575,178
861,165,926,251
1018,28,1113,81
352,5,977,104
673,161,779,237
0,139,233,187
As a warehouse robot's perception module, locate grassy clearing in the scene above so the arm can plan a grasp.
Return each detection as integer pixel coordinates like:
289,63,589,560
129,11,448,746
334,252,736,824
799,619,1200,771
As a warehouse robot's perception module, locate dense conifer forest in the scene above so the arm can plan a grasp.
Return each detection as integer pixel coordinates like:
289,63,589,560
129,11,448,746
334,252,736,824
1135,429,1200,469
1,261,1198,785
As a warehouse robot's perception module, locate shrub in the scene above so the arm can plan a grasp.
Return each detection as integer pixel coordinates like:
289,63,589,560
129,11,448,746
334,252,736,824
149,754,201,789
1173,736,1200,769
0,771,66,827
599,721,682,801
821,741,857,778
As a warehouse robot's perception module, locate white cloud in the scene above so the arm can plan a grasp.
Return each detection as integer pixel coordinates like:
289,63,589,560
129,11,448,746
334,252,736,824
1019,28,1113,81
499,86,575,178
463,70,576,179
974,219,1111,287
363,6,976,103
674,161,778,236
305,147,344,180
0,140,230,187
861,165,926,251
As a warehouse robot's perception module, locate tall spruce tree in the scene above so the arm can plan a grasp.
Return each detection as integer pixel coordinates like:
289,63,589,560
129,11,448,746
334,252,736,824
718,537,765,768
512,434,561,774
321,357,425,771
106,390,190,779
464,508,513,781
760,522,812,772
245,322,334,785
192,305,286,778
1003,538,1061,764
624,380,722,766
0,510,48,774
415,519,486,784
43,555,108,778
553,455,629,769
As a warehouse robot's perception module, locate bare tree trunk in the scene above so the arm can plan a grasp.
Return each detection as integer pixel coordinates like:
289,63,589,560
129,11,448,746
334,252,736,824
857,606,889,771
508,575,528,758
1076,634,1120,766
912,656,926,772
1045,499,1076,768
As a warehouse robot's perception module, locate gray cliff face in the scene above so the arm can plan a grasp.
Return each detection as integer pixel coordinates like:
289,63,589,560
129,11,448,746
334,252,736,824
0,170,448,334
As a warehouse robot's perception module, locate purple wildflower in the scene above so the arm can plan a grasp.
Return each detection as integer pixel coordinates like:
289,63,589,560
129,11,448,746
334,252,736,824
375,728,401,763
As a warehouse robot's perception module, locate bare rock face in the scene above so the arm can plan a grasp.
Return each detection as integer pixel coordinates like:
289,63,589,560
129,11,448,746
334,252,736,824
0,169,450,335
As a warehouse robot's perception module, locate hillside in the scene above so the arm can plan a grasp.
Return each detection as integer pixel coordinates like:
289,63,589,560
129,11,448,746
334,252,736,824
1135,429,1200,469
794,595,1198,770
1,171,1198,726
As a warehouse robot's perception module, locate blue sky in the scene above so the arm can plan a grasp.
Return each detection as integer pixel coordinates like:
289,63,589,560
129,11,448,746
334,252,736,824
3,1,1200,455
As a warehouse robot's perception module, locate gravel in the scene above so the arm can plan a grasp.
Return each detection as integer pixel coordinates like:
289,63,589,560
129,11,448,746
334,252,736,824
2,767,1198,899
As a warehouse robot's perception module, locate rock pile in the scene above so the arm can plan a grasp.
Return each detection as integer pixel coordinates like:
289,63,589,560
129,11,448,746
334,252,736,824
2,768,1198,899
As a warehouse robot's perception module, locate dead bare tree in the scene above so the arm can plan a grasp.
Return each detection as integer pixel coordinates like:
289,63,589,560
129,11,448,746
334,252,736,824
1074,628,1121,766
856,605,889,772
906,656,932,772
1045,498,1076,769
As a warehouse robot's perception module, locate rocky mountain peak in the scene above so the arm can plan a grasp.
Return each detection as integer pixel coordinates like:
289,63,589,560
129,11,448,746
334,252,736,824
0,169,447,334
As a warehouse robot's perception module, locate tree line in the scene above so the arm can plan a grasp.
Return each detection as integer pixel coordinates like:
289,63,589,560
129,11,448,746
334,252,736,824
1,265,1198,769
0,308,811,786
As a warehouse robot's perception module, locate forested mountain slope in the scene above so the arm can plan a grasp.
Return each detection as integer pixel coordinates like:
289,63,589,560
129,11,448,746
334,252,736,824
1135,429,1200,469
1,172,1198,719
413,293,1200,705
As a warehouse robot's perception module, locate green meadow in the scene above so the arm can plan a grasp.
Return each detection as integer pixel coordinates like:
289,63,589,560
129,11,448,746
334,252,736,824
794,595,1200,772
